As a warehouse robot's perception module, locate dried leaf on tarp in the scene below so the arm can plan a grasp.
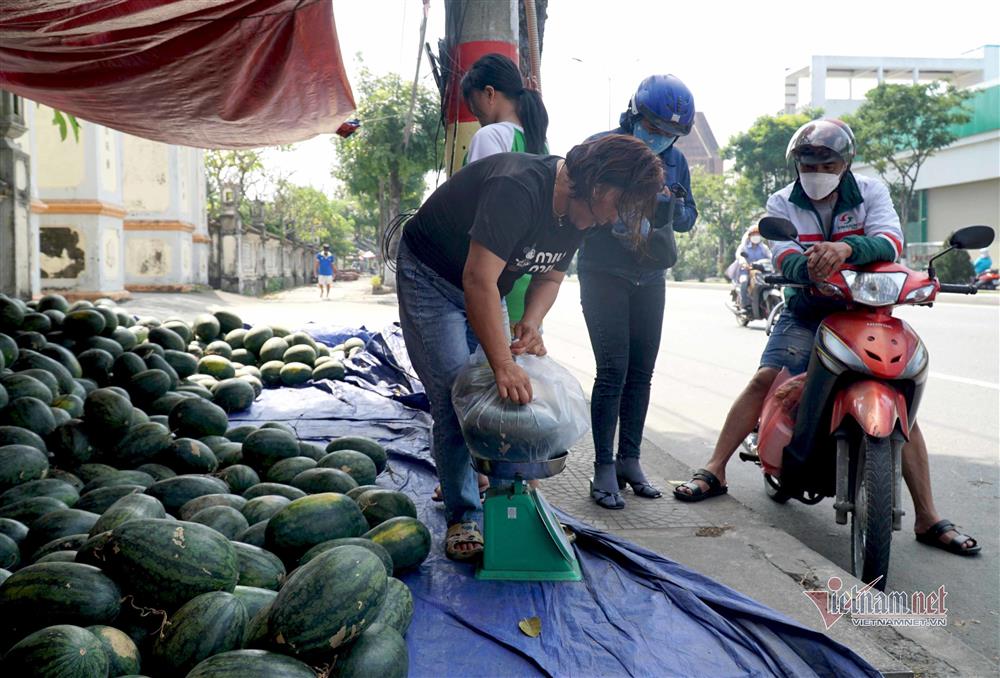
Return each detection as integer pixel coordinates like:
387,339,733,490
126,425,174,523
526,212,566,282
518,616,541,638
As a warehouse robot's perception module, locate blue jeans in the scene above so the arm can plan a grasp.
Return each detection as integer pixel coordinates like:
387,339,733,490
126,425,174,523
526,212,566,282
580,270,665,465
758,311,821,375
396,238,485,526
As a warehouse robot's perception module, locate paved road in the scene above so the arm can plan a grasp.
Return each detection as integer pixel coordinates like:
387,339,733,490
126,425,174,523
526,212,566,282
541,280,1000,661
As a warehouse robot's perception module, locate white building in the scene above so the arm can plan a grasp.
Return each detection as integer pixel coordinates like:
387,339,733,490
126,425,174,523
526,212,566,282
784,46,1000,262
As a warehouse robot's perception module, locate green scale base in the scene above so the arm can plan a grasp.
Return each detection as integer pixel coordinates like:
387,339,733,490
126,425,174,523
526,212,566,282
475,481,582,582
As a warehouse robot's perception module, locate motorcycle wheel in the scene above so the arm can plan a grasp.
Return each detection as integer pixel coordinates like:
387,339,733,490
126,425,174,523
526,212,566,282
850,434,892,591
730,292,750,326
763,473,789,504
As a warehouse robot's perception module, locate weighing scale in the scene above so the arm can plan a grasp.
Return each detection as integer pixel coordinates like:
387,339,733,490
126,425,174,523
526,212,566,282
472,451,582,582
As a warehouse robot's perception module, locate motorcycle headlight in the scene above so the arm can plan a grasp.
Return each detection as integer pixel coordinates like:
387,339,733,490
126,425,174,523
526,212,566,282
817,325,870,376
841,271,908,306
898,338,929,381
904,284,936,303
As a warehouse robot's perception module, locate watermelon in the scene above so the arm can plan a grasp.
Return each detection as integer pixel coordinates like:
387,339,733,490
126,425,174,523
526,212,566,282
235,520,269,548
282,344,315,367
52,394,84,417
265,457,317,485
213,311,243,335
0,532,19,570
4,624,110,677
312,359,345,382
233,542,286,590
148,326,185,352
145,354,180,389
128,369,172,403
134,463,176,481
31,533,89,562
267,545,387,657
169,397,229,438
74,485,144,514
110,422,172,467
299,537,394,577
326,436,388,474
34,550,77,564
0,425,47,454
23,509,100,559
373,577,414,636
63,309,106,338
297,441,327,461
0,444,49,492
151,591,248,675
206,340,233,359
12,349,77,394
48,419,94,468
212,378,256,413
279,362,312,387
75,462,118,484
225,424,258,443
189,505,249,540
259,360,284,388
87,624,142,676
232,585,278,621
144,474,231,515
199,355,236,380
265,493,368,561
164,349,198,379
83,388,132,440
291,467,358,495
231,349,256,366
80,470,154,494
241,428,300,471
259,337,289,364
0,478,78,509
216,465,260,495
243,483,306,502
241,495,291,524
260,422,296,435
0,517,28,544
187,649,315,678
335,623,408,678
243,326,274,356
318,449,378,486
193,314,222,342
215,442,244,467
0,562,121,632
364,517,432,573
224,328,248,348
105,519,238,610
1,373,54,403
163,437,219,474
179,493,247,521
346,484,381,501
356,489,418,528
89,493,166,536
1,396,57,436
111,326,138,352
77,348,115,384
0,496,69,526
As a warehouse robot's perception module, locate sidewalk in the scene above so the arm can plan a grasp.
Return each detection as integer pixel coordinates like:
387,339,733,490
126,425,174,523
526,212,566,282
120,284,996,677
547,434,997,677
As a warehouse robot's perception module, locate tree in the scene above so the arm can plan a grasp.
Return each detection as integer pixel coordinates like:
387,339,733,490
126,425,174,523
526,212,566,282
723,108,823,207
690,168,758,274
671,227,718,282
333,68,442,277
267,183,355,256
845,82,972,230
204,149,266,220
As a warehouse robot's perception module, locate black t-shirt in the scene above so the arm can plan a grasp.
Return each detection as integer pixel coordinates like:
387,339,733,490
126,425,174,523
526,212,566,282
402,153,582,296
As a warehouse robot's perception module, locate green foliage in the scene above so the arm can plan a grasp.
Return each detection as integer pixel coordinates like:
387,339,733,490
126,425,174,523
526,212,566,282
933,249,975,284
51,110,81,142
671,227,719,282
844,82,972,228
334,67,442,274
205,149,266,220
268,183,354,256
690,168,759,272
723,108,823,207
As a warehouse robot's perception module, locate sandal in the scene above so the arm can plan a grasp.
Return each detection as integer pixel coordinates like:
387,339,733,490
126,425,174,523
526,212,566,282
432,475,490,503
445,522,484,562
616,456,662,499
589,463,624,510
673,468,728,502
915,519,981,556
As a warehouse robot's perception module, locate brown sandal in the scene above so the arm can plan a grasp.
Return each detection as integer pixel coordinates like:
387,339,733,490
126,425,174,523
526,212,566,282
445,522,484,562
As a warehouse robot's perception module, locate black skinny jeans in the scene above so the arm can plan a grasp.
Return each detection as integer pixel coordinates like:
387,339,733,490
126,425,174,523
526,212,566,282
580,270,665,466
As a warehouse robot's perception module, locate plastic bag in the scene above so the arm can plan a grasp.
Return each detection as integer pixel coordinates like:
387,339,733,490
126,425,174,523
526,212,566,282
451,349,590,463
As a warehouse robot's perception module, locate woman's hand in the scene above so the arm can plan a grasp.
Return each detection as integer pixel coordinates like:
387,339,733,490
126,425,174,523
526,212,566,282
510,320,546,356
494,361,533,404
805,241,852,282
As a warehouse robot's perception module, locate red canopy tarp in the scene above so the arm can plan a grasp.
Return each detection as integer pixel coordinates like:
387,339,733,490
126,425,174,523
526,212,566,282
0,0,356,149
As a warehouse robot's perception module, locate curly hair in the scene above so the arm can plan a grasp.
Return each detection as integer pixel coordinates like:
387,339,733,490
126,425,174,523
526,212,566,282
564,134,664,247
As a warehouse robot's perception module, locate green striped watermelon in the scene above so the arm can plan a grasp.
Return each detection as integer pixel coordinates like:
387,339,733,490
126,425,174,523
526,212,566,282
4,624,110,677
150,591,248,675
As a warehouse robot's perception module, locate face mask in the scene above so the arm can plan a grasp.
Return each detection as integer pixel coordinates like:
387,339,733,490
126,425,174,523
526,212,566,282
633,123,676,155
749,235,762,245
798,171,842,200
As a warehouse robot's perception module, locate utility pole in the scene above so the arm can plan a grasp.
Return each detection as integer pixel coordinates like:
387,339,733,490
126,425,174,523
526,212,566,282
442,0,518,177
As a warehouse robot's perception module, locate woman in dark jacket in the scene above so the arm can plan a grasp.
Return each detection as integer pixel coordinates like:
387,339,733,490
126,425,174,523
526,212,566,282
579,75,699,509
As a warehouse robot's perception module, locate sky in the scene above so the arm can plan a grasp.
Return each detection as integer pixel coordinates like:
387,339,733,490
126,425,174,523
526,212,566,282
263,0,1000,194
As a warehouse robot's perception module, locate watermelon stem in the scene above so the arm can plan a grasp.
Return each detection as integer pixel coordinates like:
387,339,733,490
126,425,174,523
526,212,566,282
122,594,170,638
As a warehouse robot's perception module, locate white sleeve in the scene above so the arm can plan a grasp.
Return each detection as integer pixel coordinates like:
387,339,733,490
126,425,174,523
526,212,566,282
466,125,514,163
863,179,904,259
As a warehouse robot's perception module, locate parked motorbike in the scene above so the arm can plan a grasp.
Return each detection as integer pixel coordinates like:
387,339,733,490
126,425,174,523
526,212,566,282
973,268,999,290
739,217,995,589
727,253,784,334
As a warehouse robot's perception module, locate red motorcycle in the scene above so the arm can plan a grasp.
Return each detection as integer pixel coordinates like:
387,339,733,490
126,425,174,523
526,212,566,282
740,218,995,589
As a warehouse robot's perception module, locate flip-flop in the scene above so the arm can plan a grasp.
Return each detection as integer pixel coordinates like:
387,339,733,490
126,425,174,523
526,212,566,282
915,519,981,556
445,522,484,562
673,468,728,503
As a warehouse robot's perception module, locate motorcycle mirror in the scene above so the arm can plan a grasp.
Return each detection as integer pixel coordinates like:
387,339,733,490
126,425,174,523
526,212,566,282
948,225,995,250
758,217,798,242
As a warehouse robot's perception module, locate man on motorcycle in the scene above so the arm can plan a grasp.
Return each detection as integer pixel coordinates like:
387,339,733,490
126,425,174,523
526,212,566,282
973,248,993,276
674,119,980,556
737,225,773,311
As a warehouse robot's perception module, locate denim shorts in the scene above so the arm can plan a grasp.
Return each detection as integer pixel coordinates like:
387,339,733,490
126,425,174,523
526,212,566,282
759,312,821,375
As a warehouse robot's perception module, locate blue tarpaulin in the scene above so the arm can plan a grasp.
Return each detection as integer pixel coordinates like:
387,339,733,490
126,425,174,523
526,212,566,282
229,327,879,678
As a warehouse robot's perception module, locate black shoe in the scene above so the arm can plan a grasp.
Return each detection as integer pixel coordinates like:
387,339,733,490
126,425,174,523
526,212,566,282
616,456,662,498
590,463,625,509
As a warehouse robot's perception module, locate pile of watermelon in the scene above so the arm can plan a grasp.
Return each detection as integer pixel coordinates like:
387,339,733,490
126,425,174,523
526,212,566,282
0,293,431,677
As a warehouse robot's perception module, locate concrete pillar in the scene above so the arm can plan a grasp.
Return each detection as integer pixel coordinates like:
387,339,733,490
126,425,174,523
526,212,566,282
217,183,243,294
810,56,826,109
443,0,518,177
0,91,35,299
35,105,127,300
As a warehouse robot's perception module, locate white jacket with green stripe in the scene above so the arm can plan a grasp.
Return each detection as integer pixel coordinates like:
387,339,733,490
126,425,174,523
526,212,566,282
465,122,526,164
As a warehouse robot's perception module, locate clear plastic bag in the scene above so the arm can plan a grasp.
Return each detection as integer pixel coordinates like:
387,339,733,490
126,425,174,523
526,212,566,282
451,349,590,463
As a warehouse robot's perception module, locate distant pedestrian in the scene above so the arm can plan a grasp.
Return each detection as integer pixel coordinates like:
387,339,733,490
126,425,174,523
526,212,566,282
315,244,336,299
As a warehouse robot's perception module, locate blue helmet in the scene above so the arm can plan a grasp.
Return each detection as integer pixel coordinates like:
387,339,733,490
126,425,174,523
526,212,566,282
627,74,695,137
